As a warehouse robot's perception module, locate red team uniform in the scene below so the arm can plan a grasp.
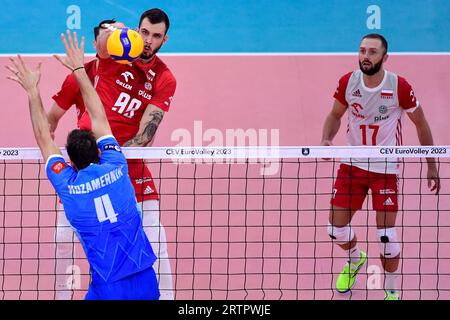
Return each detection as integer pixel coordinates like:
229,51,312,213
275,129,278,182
331,69,419,211
53,56,176,202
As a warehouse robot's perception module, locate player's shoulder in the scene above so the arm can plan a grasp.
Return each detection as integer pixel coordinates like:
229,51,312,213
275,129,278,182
339,71,355,82
153,55,169,70
396,74,412,87
45,154,75,180
152,56,176,81
62,71,77,86
336,71,355,88
84,59,98,72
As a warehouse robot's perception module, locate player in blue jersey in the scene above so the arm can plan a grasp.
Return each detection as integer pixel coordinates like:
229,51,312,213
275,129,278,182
6,31,159,300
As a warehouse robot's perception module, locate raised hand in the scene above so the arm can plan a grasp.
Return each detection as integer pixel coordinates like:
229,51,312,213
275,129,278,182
5,55,42,92
54,30,85,71
321,139,333,161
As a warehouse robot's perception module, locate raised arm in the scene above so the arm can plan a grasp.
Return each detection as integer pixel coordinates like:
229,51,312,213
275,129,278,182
47,102,67,139
6,56,60,162
54,30,112,139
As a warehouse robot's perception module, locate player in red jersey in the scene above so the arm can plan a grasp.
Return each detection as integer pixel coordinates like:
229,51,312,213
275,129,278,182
47,9,175,300
320,34,440,300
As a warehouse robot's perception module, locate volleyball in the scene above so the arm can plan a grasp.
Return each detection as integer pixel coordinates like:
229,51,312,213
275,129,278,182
107,28,144,64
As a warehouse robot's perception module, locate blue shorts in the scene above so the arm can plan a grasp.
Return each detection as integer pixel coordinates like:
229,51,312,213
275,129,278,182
85,267,159,300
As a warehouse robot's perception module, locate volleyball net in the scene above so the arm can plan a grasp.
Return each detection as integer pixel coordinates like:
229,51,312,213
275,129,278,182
0,146,449,300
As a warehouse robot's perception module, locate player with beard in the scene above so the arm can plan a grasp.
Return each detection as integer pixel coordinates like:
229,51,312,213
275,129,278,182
320,34,440,300
48,9,175,300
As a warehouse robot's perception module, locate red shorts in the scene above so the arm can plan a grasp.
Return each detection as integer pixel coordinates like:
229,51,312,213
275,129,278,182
331,164,398,212
127,159,159,202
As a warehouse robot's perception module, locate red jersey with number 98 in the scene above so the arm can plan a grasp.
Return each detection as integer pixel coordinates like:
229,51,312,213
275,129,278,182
52,56,176,202
76,56,176,145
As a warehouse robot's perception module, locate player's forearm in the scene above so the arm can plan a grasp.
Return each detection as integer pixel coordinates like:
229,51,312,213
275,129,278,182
321,114,341,144
415,122,437,167
123,110,163,147
47,112,61,137
123,124,158,147
27,89,53,148
46,104,66,136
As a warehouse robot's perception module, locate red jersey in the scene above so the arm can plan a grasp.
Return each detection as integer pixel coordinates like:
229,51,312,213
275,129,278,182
52,56,176,201
52,59,98,122
78,56,176,145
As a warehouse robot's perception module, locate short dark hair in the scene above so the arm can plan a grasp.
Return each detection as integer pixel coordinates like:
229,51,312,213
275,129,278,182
361,33,388,53
66,129,100,170
94,19,116,40
139,8,170,33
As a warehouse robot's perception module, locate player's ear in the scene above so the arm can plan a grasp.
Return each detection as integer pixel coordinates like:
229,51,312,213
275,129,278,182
383,53,389,63
163,34,168,45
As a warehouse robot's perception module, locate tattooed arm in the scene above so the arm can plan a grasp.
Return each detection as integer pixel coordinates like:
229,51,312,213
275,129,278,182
123,104,164,147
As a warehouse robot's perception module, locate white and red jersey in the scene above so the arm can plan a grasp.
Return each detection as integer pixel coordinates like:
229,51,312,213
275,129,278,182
52,55,176,201
333,69,419,174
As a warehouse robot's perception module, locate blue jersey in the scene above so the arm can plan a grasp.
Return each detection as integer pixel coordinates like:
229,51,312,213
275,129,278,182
46,135,156,284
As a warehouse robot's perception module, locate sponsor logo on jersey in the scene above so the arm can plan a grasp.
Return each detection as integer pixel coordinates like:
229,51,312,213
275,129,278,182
121,71,134,82
116,79,132,90
138,90,152,100
103,144,121,152
147,69,156,81
374,114,389,123
383,197,394,205
51,161,66,174
380,189,396,195
144,82,152,91
135,178,153,184
381,89,394,99
351,103,365,119
352,89,362,97
144,185,154,194
379,105,388,114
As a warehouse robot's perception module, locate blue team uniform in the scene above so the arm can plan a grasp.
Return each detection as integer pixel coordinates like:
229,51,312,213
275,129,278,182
46,135,159,300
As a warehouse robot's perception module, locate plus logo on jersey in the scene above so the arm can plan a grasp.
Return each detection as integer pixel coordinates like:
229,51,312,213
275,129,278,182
351,103,365,119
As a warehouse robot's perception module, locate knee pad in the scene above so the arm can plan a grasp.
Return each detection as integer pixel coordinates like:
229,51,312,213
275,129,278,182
327,223,355,244
377,228,400,258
